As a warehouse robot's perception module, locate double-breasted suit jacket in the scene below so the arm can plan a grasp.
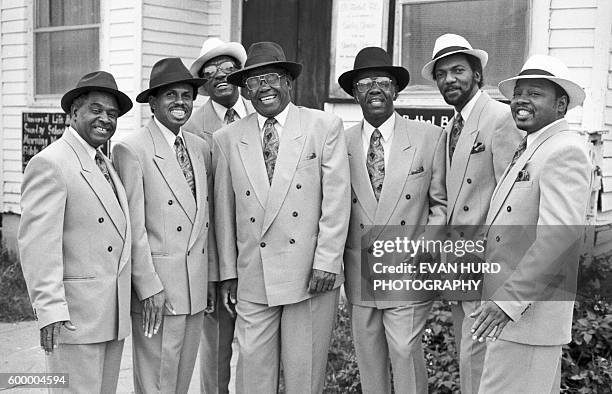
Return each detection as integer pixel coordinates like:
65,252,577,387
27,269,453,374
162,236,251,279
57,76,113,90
343,113,447,308
112,120,218,315
213,102,351,306
19,130,132,343
484,119,591,345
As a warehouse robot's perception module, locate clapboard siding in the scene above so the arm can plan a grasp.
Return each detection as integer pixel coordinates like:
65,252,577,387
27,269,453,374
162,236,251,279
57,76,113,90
602,19,612,213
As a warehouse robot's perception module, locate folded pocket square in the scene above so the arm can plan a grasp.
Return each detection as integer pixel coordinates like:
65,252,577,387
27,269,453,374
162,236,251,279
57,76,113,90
305,153,317,160
471,142,485,154
409,166,424,175
516,170,530,182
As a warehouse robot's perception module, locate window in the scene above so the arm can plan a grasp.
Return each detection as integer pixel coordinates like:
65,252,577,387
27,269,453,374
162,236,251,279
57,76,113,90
395,0,529,91
34,0,100,96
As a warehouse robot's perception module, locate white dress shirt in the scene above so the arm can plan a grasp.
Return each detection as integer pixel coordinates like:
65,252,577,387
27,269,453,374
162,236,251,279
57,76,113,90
361,114,395,167
68,126,97,160
256,104,290,143
211,97,248,122
154,117,187,153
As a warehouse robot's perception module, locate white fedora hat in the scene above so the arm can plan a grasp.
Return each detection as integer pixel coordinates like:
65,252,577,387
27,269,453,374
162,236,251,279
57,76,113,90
421,33,488,81
498,54,585,110
189,37,247,78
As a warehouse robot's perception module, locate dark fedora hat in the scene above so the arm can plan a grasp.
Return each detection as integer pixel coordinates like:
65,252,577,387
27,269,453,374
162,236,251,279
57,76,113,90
61,71,133,117
338,47,410,96
136,57,206,103
226,41,302,87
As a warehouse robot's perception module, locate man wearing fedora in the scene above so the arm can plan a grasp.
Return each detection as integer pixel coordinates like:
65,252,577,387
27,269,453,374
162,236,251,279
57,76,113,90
183,36,254,394
470,55,591,393
213,41,350,393
422,33,523,393
19,71,133,392
112,57,218,393
339,47,446,394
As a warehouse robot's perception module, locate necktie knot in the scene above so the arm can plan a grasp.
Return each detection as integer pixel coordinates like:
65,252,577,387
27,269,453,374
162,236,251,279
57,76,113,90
225,107,238,124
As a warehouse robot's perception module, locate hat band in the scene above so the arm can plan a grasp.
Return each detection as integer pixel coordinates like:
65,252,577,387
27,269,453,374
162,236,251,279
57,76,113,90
433,46,469,60
518,69,555,77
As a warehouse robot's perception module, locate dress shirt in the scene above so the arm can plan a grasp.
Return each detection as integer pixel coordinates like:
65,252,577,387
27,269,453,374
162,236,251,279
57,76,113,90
154,117,187,153
361,114,395,167
527,118,565,148
257,104,290,143
68,126,97,161
211,97,248,122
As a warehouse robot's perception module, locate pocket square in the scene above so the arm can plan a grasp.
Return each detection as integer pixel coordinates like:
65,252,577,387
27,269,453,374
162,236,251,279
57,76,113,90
516,169,530,182
305,153,317,160
409,166,424,175
470,142,485,154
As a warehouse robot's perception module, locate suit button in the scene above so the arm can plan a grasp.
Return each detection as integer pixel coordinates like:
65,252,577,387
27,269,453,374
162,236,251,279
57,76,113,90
205,222,209,228
467,178,472,184
367,246,374,254
460,232,464,237
400,220,405,226
296,184,302,189
292,211,298,217
289,239,295,244
359,223,364,229
206,196,209,201
463,206,469,211
168,200,173,205
177,226,182,232
352,198,357,203
246,190,250,196
405,194,411,200
495,235,501,242
260,242,266,248
507,206,512,212
250,217,256,223
107,246,113,252
98,217,104,223
187,251,190,256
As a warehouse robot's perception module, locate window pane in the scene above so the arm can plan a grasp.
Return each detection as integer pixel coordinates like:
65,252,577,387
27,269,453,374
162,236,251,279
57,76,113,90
36,0,100,28
400,0,528,88
35,29,99,95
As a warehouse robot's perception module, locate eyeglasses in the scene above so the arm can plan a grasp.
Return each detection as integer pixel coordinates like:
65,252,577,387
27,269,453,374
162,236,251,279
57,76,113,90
201,61,238,79
354,77,394,93
244,73,284,91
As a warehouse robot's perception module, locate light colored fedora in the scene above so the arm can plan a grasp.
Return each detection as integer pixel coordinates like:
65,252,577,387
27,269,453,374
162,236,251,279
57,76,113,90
498,54,585,110
421,33,488,80
189,37,248,77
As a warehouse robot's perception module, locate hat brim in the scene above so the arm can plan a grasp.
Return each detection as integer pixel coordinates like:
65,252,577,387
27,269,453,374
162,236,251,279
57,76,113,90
189,42,248,79
420,49,488,81
136,78,206,103
338,66,410,96
498,75,586,110
61,86,133,117
226,61,303,87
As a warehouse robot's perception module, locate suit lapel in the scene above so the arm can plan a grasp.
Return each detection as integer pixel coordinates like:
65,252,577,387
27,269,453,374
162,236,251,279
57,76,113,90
203,99,223,133
262,104,306,235
347,122,377,222
375,114,415,225
149,121,197,222
237,114,269,208
183,133,207,249
106,159,131,273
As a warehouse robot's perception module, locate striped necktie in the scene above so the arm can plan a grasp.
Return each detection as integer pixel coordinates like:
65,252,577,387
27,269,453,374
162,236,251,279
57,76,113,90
366,128,385,201
174,136,196,198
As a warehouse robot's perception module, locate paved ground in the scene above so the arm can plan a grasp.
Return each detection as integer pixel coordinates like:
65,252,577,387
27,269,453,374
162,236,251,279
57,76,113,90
0,321,237,393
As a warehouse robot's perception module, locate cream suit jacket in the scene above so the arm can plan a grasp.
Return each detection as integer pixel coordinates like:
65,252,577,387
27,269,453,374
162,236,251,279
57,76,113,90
343,113,447,308
19,131,132,344
112,119,218,315
484,120,591,345
183,97,255,147
212,103,351,306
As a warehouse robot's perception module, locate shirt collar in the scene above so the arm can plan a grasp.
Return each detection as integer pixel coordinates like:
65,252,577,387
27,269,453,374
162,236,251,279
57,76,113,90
256,103,290,130
363,113,395,142
210,97,248,121
456,89,482,122
527,118,565,147
69,126,97,160
154,117,185,148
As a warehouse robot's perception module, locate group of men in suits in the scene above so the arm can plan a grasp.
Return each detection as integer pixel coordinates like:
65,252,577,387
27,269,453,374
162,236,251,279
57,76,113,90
17,31,590,394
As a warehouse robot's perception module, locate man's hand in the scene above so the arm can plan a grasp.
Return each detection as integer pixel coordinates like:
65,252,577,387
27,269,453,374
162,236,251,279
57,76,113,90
142,289,175,338
40,320,76,354
220,279,237,318
470,300,511,342
205,281,217,315
308,269,336,294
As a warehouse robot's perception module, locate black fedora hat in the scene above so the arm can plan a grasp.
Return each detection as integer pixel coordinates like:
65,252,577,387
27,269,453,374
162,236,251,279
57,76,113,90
226,42,302,87
61,71,133,117
338,47,410,96
136,57,206,103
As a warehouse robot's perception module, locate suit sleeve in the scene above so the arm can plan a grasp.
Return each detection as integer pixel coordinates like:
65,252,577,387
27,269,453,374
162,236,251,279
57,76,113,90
203,140,219,281
491,110,524,182
212,133,238,281
18,156,71,329
427,128,447,226
112,142,164,300
313,116,351,274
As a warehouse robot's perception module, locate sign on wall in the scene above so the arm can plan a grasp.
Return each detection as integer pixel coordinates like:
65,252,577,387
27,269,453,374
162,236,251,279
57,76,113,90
22,112,68,171
396,107,455,128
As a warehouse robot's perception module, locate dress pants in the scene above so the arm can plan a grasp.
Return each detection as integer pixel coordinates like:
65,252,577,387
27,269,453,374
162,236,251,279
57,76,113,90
45,339,124,393
131,311,204,393
235,289,339,394
351,301,432,394
451,300,487,394
478,339,562,394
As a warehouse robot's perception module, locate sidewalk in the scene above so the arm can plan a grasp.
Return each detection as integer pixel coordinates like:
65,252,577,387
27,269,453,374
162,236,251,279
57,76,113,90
0,321,236,393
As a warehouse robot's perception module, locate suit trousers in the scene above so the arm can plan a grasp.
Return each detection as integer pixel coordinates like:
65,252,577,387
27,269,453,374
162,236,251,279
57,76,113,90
478,339,562,394
235,289,339,394
451,300,487,394
131,311,204,393
351,301,432,394
45,339,124,393
200,288,236,394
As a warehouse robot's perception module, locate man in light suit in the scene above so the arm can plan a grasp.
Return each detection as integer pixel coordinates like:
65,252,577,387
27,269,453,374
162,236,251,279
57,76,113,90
19,71,133,393
421,33,524,393
213,41,350,393
112,58,218,393
339,47,446,394
471,55,591,393
183,38,253,394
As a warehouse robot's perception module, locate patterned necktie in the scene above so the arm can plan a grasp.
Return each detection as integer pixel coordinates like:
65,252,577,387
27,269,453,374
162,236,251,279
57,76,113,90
366,128,385,201
448,113,464,163
95,150,117,197
174,136,196,198
508,135,528,170
262,118,279,184
224,108,238,124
